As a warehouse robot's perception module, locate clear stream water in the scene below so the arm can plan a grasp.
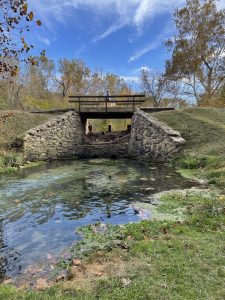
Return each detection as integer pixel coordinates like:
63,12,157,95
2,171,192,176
0,159,195,280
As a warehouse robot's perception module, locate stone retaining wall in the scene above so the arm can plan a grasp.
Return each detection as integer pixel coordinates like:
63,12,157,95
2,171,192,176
24,110,185,162
24,111,84,161
128,110,185,161
80,143,128,159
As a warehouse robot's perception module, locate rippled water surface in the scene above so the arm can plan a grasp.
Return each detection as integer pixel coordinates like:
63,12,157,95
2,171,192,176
0,159,195,280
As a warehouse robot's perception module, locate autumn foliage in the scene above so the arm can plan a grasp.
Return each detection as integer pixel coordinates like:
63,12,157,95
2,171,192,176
0,0,43,77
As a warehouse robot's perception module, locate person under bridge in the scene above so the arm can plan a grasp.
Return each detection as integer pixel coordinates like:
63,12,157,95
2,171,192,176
106,89,110,102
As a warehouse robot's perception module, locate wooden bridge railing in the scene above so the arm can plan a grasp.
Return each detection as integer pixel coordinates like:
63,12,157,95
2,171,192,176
68,94,146,112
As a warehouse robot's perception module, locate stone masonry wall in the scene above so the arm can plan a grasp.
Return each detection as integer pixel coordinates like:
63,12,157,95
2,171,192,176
24,110,185,162
80,143,128,159
24,111,84,161
128,110,185,161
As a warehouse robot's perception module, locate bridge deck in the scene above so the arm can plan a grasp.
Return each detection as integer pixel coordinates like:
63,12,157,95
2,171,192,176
68,94,145,113
68,94,173,118
79,107,174,119
31,107,175,117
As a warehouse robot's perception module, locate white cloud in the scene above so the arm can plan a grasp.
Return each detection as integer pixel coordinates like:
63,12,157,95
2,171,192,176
30,0,225,33
121,75,139,83
93,21,126,42
29,0,185,37
37,35,51,46
121,66,153,86
128,40,160,63
74,43,88,56
128,22,173,62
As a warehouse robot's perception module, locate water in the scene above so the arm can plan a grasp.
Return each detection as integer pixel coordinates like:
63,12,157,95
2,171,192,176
0,159,195,280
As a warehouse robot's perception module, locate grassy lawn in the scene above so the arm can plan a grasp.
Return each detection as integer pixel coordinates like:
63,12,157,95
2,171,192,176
0,107,224,299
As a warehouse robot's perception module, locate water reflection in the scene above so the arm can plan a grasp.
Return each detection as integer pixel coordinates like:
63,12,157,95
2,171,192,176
0,159,195,279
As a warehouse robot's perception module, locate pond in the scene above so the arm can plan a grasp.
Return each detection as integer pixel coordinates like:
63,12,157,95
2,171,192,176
0,159,195,281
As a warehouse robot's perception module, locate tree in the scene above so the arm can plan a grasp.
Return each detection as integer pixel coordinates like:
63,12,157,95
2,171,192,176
56,58,90,97
24,57,55,99
0,70,23,109
165,0,225,105
87,71,131,96
140,69,170,107
0,0,43,78
87,70,104,95
103,73,129,95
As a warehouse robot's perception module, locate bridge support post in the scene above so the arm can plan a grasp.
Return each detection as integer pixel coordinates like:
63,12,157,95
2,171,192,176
105,98,108,112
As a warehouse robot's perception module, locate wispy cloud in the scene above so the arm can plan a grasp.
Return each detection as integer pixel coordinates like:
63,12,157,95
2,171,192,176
29,0,225,42
93,21,126,42
29,0,185,38
128,22,173,63
121,66,152,86
37,35,51,46
128,40,161,63
74,43,88,56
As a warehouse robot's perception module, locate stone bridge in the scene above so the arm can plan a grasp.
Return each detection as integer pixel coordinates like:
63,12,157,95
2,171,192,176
23,110,185,162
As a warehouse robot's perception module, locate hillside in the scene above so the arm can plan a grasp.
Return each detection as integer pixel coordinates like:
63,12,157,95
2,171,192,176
152,107,225,158
153,107,225,189
0,111,53,147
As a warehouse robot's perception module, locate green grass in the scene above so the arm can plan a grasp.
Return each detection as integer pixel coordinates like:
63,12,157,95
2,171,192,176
152,107,225,157
0,150,24,174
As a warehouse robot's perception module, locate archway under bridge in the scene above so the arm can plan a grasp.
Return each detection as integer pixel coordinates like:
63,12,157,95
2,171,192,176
68,94,174,137
68,94,144,146
24,96,182,162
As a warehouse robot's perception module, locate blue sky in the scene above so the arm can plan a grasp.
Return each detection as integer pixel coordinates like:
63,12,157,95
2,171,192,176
27,0,225,85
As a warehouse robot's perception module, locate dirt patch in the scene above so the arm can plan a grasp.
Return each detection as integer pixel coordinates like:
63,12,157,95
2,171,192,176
61,255,135,292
